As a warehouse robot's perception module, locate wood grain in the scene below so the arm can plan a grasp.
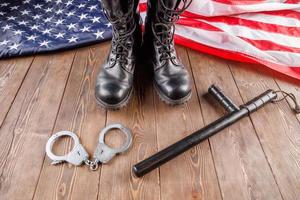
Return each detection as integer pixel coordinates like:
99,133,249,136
228,62,300,200
0,57,33,127
275,79,300,123
33,43,109,200
0,44,299,200
188,50,282,200
98,44,160,200
0,51,75,200
155,47,222,200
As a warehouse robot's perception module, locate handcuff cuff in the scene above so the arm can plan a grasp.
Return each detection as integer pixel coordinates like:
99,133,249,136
45,123,132,171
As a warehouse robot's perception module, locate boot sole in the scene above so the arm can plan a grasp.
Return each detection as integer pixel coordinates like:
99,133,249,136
153,82,192,105
95,87,133,110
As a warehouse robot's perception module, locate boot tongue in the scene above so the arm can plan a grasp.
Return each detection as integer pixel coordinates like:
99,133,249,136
162,0,179,10
101,0,130,19
113,18,131,35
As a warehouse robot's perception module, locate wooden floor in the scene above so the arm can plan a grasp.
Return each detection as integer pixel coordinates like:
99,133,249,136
0,42,299,200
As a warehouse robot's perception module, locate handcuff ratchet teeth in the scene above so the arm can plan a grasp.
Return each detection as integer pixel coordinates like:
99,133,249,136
45,124,132,171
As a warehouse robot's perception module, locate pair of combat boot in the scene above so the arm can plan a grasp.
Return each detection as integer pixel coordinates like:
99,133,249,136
95,0,192,109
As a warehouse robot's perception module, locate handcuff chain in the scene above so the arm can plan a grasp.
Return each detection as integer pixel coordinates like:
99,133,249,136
84,159,99,171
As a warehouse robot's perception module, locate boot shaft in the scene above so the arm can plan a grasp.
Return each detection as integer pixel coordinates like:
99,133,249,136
101,0,140,20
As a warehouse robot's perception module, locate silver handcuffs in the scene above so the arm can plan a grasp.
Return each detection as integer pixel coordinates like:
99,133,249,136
45,124,132,171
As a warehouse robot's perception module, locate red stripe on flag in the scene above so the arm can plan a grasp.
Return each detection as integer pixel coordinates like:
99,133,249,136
177,18,221,31
239,37,300,53
212,0,266,5
259,10,300,20
181,11,206,18
285,0,300,3
139,3,147,12
190,16,300,37
175,35,300,81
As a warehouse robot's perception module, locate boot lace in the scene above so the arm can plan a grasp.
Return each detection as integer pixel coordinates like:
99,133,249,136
103,4,136,67
152,0,192,62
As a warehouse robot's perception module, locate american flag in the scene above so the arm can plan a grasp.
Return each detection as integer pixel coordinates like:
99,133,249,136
1,0,300,81
0,0,112,58
139,0,300,81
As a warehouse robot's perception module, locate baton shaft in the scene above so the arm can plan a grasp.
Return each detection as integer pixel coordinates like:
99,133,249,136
133,90,277,177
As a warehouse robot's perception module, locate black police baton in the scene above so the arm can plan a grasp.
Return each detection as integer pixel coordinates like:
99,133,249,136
133,85,278,177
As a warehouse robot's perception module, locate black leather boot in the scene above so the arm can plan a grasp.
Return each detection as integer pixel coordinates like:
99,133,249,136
95,0,141,109
143,0,192,105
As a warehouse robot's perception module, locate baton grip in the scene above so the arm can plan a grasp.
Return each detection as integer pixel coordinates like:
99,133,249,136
242,89,277,113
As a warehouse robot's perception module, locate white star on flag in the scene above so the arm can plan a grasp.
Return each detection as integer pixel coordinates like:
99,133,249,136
55,0,63,4
42,28,52,35
2,25,12,31
81,26,91,32
57,9,64,14
27,35,38,41
79,13,88,20
18,21,29,25
68,36,78,43
45,8,53,13
9,43,21,50
13,30,24,35
78,3,85,8
66,11,75,17
89,5,97,11
55,32,65,39
10,6,19,10
30,25,39,30
91,16,101,23
0,40,10,46
0,3,10,7
33,14,41,19
7,16,16,21
44,17,53,23
21,9,30,15
55,19,65,26
33,4,42,9
94,30,104,39
67,23,76,30
66,1,73,6
39,40,50,47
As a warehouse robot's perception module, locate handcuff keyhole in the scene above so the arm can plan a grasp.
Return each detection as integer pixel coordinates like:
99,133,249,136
52,135,75,156
104,128,126,149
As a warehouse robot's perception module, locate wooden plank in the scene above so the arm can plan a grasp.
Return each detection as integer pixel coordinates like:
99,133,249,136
0,57,34,127
98,46,160,200
0,51,75,200
33,44,108,200
188,50,282,200
228,62,300,200
275,79,300,123
155,47,222,200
